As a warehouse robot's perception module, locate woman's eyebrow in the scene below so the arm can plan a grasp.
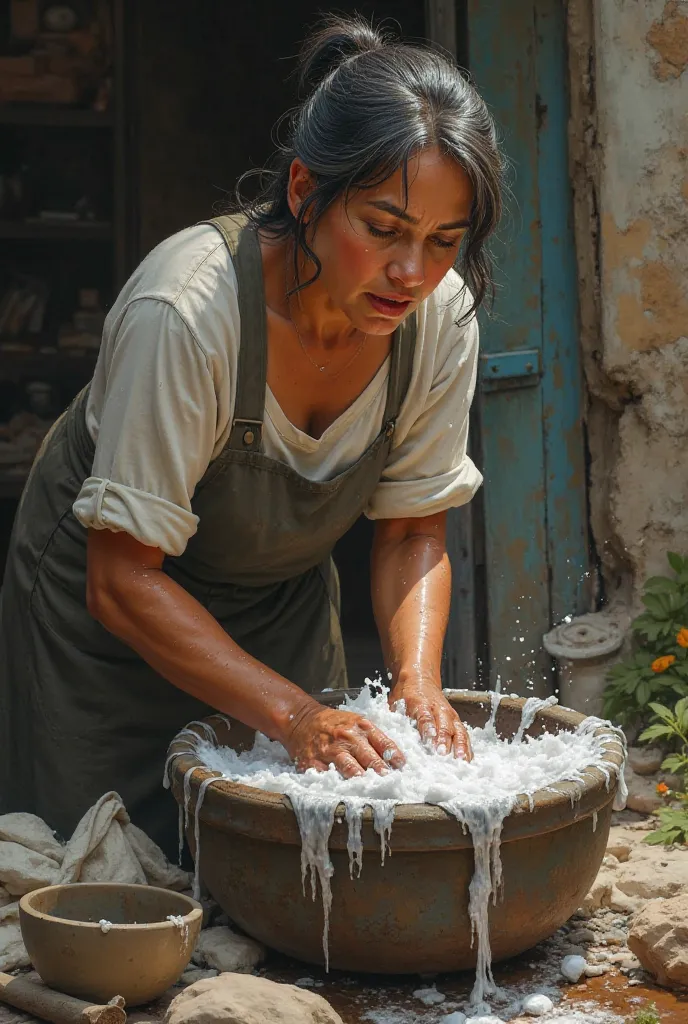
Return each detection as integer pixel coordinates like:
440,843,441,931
366,200,470,230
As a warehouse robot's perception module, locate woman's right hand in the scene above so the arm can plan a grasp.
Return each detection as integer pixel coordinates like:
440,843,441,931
283,703,405,778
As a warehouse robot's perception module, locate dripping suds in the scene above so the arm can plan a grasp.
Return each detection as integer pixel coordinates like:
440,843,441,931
192,774,220,901
512,695,558,744
175,684,627,1011
177,803,184,867
166,913,189,945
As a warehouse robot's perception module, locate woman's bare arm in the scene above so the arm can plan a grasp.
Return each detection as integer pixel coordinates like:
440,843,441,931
371,512,472,759
86,529,404,775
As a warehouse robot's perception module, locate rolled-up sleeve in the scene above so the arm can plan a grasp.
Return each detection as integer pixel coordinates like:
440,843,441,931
366,312,482,521
73,298,219,556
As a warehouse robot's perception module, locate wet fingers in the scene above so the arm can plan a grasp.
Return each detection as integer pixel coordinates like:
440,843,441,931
452,720,473,762
363,722,405,769
333,751,366,779
435,704,457,756
295,756,330,773
412,707,437,747
349,739,390,775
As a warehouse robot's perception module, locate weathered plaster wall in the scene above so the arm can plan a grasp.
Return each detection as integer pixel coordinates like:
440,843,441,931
567,0,688,610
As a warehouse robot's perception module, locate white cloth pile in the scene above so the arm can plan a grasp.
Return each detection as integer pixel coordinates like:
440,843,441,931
0,791,191,971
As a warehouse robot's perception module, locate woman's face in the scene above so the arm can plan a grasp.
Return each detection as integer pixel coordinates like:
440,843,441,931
288,145,474,335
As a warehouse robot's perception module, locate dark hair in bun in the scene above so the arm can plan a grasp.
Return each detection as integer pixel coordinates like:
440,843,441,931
297,14,388,93
238,14,503,325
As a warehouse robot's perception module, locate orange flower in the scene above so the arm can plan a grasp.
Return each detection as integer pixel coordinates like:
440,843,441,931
652,655,677,673
677,628,688,648
656,782,670,795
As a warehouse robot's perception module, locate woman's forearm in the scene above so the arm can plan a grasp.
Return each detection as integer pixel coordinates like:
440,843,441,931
371,512,472,758
86,529,318,744
370,512,451,688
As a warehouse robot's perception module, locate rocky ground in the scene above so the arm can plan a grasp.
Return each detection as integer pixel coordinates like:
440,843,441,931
1,808,686,1024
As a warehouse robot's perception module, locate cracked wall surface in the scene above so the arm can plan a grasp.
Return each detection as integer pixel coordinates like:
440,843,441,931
567,0,688,611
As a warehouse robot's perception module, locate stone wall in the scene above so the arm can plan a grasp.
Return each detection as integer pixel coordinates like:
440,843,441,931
567,0,688,613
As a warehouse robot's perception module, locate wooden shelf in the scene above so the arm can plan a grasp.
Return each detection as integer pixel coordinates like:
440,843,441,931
0,346,98,374
0,105,113,128
0,220,112,240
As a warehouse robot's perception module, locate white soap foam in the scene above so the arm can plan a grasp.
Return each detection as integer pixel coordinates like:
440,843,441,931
166,913,189,945
412,984,446,1005
98,919,112,934
169,684,626,1011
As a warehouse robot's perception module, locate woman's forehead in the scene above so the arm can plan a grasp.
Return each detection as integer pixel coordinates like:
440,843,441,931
354,150,474,224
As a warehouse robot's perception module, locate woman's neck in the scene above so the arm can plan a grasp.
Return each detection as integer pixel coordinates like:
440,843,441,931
260,235,361,348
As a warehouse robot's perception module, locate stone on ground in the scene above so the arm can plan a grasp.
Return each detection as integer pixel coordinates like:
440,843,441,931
627,893,688,988
520,992,554,1015
165,974,343,1024
192,925,264,973
623,765,663,814
181,967,219,984
605,826,636,862
627,746,664,776
560,954,587,982
584,823,688,907
580,868,615,912
615,844,688,900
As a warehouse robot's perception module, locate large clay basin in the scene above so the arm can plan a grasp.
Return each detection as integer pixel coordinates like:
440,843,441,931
168,691,623,974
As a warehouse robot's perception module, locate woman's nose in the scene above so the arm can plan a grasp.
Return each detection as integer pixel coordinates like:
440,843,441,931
388,247,425,289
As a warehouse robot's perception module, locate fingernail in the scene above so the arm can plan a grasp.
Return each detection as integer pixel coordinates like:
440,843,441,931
437,743,448,756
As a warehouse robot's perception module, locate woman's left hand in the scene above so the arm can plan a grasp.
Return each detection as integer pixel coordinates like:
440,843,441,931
389,678,473,761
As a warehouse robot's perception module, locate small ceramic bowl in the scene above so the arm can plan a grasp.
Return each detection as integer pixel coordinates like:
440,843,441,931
19,883,202,1006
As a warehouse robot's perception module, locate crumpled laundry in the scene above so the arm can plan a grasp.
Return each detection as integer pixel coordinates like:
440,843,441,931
0,791,191,971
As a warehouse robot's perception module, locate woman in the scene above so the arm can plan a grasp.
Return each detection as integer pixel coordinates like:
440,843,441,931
0,16,502,858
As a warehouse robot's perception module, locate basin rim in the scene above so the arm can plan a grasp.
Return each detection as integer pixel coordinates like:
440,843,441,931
19,882,203,930
168,692,624,849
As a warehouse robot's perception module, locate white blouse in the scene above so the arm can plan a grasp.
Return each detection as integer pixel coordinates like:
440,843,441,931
73,224,482,557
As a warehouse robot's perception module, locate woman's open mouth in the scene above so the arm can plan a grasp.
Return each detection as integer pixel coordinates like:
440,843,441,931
366,293,413,318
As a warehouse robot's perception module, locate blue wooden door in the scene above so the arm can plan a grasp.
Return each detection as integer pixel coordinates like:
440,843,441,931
467,0,589,695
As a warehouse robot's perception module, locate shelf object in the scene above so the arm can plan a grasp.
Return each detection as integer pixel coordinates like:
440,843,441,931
0,345,98,375
0,105,113,127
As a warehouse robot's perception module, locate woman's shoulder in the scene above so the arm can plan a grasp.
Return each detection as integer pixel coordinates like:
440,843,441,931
106,223,241,360
124,223,237,308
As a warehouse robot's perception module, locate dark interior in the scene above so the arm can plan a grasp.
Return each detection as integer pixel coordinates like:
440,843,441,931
0,0,467,683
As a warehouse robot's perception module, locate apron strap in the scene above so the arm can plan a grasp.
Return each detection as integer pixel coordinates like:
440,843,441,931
203,215,417,450
202,215,267,453
382,311,417,437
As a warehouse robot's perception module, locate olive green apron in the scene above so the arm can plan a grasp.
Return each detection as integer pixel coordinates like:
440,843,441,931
0,219,416,858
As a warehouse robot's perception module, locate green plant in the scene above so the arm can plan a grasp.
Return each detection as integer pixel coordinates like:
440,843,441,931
639,698,688,847
603,553,688,725
628,1003,661,1024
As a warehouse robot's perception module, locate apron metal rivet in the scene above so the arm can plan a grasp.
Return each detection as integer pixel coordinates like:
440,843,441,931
243,430,255,445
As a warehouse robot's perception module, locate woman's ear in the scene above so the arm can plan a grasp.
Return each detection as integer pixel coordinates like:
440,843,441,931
287,158,315,220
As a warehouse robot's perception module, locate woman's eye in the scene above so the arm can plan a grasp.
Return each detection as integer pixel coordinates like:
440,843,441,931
432,236,461,250
366,223,397,239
